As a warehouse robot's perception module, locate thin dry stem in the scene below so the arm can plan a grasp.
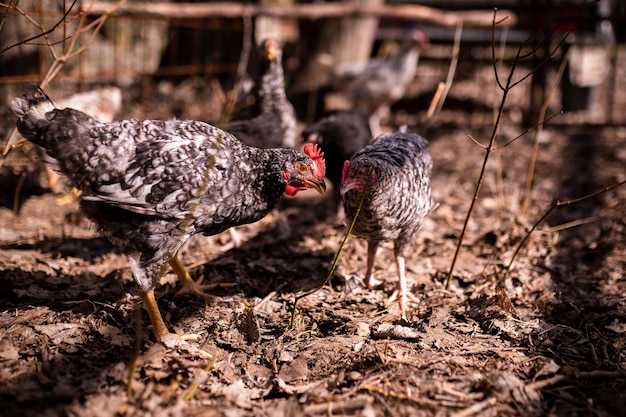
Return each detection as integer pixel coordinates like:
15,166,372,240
503,179,626,280
446,9,518,288
0,0,78,55
425,21,462,125
495,112,562,149
446,11,567,288
1,0,125,167
520,52,569,217
289,167,375,329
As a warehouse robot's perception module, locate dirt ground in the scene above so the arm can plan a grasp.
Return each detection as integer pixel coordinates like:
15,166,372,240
0,57,625,417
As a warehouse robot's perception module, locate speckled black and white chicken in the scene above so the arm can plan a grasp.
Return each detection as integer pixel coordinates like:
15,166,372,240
333,29,428,134
301,109,372,212
228,38,297,150
341,129,434,319
11,87,326,341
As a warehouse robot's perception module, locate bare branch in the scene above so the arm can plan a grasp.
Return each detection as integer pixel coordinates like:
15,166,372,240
509,33,569,90
1,0,126,166
503,179,626,280
425,21,462,125
446,12,558,288
0,0,78,55
494,112,562,150
467,134,487,149
491,9,506,91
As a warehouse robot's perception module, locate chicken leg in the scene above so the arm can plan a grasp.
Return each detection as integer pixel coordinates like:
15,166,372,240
364,241,382,288
364,241,419,319
169,255,222,299
139,289,170,341
387,253,420,321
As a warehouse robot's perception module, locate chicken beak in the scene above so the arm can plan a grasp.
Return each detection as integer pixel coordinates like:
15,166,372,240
305,178,327,195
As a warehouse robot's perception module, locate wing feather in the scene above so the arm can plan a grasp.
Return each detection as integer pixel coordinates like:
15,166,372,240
80,120,243,219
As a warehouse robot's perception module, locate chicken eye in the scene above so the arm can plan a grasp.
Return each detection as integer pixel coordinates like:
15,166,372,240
296,162,310,174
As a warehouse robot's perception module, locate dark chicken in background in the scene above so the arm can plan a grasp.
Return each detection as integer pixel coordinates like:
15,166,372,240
332,29,428,134
341,129,434,320
227,38,297,150
301,109,372,213
11,87,326,342
225,38,299,245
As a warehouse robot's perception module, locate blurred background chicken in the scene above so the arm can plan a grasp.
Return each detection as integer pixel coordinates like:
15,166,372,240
227,38,297,150
224,38,298,246
332,29,428,134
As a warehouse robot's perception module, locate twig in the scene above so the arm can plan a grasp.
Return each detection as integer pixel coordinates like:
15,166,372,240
445,11,566,287
303,397,373,415
361,383,444,408
183,353,217,401
528,370,626,391
1,0,126,165
0,0,78,55
520,51,569,217
547,216,601,232
450,397,498,417
425,20,462,125
446,9,517,288
492,112,562,150
502,179,626,280
0,307,50,328
425,82,445,121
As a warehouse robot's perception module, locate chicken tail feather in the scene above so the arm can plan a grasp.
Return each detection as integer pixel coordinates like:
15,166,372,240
11,86,56,120
11,86,62,151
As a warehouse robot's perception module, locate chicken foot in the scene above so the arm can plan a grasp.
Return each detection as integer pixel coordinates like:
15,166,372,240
139,289,201,342
169,255,225,299
386,255,420,321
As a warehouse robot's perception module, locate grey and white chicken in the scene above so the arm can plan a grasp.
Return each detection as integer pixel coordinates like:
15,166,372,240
341,129,434,319
333,29,428,134
11,87,326,341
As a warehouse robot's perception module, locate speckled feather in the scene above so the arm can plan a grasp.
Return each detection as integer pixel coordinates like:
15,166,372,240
342,131,433,256
12,88,324,289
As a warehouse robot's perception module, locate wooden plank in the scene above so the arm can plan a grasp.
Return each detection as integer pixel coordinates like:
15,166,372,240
82,2,517,28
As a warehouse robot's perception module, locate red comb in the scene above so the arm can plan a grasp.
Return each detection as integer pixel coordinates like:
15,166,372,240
303,143,326,178
264,38,280,62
